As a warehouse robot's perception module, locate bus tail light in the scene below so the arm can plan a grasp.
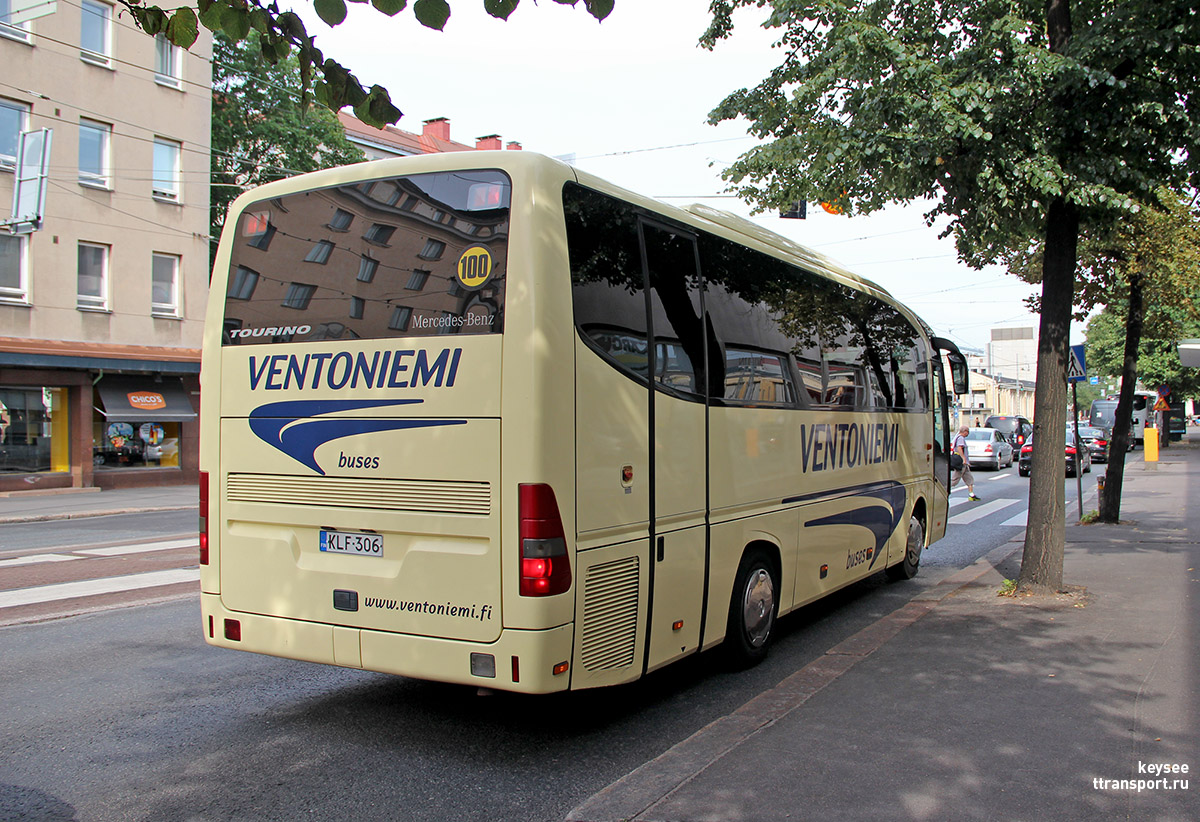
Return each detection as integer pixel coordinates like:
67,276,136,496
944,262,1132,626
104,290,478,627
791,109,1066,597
199,471,209,565
518,484,571,597
1066,446,1077,455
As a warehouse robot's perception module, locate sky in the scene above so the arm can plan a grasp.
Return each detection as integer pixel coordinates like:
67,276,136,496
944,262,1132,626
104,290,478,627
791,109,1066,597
294,0,1057,354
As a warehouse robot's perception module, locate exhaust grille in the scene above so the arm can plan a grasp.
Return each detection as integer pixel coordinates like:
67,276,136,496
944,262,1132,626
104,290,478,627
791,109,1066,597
226,474,490,516
580,555,640,671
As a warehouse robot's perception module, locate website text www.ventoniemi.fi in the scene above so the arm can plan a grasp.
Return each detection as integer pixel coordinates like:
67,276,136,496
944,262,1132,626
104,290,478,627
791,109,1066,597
364,597,493,622
1094,762,1190,793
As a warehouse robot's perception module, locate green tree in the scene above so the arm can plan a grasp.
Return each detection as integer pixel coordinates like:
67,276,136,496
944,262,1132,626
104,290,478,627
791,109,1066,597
702,0,1200,594
210,31,366,251
119,0,613,127
1011,191,1200,520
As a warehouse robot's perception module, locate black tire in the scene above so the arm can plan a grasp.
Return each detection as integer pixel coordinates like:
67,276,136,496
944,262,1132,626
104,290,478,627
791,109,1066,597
887,514,924,581
724,549,779,668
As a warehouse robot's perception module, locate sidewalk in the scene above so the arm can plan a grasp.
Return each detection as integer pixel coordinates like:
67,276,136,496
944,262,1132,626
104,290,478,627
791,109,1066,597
570,442,1199,821
0,484,197,524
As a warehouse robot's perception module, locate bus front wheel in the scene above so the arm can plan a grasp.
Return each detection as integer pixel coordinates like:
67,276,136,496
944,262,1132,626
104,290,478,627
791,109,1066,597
886,514,925,581
725,549,779,668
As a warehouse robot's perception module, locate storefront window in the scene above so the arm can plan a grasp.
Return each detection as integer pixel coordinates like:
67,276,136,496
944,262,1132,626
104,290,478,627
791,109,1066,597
0,386,67,474
92,417,181,469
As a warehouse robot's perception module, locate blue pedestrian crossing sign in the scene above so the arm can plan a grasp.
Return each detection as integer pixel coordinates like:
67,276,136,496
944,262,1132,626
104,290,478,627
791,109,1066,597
1067,345,1087,383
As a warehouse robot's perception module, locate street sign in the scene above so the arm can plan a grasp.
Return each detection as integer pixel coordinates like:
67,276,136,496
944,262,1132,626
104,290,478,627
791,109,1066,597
1067,345,1087,383
1089,376,1099,385
1154,397,1170,411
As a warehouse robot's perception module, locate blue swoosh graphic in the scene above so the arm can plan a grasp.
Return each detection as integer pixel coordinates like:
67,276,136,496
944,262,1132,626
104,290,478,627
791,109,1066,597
248,399,466,475
803,481,906,570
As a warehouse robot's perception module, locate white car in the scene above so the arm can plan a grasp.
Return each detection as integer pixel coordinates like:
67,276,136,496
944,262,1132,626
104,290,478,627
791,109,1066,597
965,427,1014,470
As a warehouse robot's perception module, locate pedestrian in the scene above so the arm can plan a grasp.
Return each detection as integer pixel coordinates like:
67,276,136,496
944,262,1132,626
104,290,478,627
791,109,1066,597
951,425,980,500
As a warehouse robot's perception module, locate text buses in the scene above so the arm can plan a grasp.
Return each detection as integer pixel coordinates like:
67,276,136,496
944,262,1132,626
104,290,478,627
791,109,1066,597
199,152,968,693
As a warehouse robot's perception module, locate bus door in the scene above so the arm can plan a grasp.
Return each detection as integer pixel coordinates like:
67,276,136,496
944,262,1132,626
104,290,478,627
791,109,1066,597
640,220,708,672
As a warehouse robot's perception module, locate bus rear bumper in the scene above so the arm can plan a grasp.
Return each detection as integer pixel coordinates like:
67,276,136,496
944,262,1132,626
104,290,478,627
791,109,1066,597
201,593,575,694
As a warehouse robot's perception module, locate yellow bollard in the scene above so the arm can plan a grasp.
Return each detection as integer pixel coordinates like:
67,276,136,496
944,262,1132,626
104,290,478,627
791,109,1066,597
1144,428,1159,462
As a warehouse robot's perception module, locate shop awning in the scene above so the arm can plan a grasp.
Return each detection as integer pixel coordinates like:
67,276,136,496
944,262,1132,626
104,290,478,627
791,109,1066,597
96,376,197,422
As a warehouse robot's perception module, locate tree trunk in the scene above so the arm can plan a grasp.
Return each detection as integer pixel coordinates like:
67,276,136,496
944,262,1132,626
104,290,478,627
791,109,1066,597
1098,271,1144,522
1018,197,1078,595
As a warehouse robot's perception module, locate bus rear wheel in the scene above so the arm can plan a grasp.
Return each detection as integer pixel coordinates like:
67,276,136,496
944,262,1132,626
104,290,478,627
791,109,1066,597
886,514,925,581
725,549,778,668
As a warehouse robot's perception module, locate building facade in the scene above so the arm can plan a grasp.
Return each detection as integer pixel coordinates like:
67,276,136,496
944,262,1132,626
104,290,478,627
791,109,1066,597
0,4,212,491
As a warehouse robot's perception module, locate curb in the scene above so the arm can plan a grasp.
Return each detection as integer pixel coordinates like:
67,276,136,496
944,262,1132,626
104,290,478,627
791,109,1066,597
566,542,1021,822
0,505,198,525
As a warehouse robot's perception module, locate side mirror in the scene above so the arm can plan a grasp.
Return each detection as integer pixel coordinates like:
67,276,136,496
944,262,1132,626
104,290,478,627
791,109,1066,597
931,336,970,395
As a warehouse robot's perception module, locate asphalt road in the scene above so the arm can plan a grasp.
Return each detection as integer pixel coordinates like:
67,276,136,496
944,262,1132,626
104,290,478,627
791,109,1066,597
0,472,1097,821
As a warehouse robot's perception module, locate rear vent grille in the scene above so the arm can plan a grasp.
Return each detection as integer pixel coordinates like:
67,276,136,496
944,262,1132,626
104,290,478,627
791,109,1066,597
226,474,490,516
580,555,640,671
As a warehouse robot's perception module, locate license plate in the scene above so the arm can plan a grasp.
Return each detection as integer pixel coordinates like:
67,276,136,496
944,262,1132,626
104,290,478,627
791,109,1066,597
320,529,383,557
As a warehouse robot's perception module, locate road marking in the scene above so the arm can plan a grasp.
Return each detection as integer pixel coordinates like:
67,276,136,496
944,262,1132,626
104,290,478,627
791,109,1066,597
989,473,1013,481
950,498,1021,525
0,568,199,609
73,538,198,557
1000,511,1028,527
0,554,83,568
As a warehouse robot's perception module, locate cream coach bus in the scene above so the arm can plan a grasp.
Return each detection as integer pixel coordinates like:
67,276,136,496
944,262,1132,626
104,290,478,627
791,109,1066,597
199,151,968,693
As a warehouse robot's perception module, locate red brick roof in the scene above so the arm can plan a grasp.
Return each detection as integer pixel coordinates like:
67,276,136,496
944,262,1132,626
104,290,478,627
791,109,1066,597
337,112,488,155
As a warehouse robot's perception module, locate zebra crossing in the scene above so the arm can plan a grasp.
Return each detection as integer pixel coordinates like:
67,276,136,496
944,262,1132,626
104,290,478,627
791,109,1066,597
947,489,1092,527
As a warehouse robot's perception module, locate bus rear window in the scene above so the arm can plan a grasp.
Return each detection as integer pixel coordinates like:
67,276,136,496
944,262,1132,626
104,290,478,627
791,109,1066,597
222,170,509,344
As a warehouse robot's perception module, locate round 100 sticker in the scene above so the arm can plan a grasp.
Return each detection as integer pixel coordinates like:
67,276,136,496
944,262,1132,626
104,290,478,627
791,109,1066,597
456,246,495,291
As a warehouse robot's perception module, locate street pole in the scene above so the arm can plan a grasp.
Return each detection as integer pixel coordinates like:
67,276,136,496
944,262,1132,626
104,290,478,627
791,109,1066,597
1073,381,1083,521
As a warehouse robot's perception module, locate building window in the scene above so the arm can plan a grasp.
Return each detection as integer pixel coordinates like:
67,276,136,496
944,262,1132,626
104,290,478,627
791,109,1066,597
151,253,180,316
152,137,181,201
78,119,111,188
356,255,378,283
328,209,353,231
1,98,29,169
406,269,429,291
0,0,32,42
389,306,412,331
418,239,445,260
283,282,316,310
0,233,27,303
80,0,113,67
363,223,395,246
0,387,68,474
304,240,334,264
229,266,259,300
154,34,182,87
77,242,109,310
350,296,365,319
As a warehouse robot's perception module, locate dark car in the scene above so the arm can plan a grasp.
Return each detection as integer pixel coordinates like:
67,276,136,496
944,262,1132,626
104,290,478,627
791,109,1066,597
984,414,1033,447
1018,430,1092,477
1071,425,1109,464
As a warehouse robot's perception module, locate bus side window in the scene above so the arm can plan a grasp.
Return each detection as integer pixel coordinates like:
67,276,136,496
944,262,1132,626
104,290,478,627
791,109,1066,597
699,233,808,408
564,184,651,382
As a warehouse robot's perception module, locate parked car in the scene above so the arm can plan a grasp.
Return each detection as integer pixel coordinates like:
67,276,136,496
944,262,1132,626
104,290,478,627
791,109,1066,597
1018,430,1092,477
965,427,1014,470
1070,425,1109,464
984,414,1033,447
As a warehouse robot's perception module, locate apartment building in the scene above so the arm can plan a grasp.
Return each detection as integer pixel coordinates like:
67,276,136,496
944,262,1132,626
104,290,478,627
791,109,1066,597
0,2,212,491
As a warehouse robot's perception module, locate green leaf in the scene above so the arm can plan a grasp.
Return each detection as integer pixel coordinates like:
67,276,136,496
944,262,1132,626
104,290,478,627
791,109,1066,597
219,5,251,41
165,7,200,49
198,1,224,33
584,0,614,20
484,0,519,20
371,0,406,14
413,0,450,30
138,7,168,36
314,0,348,27
354,86,402,128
